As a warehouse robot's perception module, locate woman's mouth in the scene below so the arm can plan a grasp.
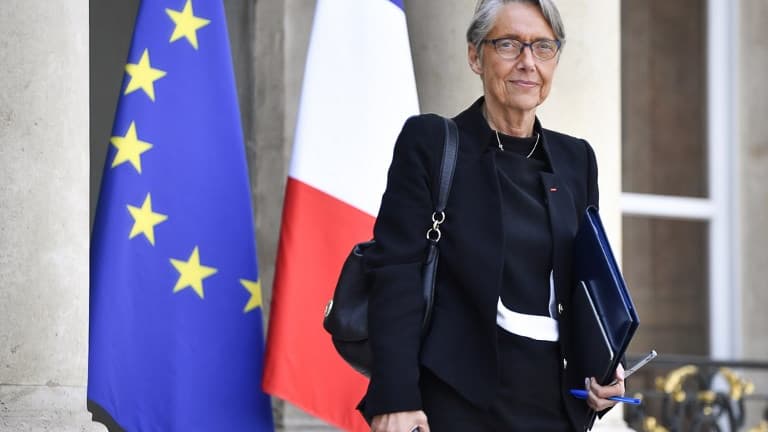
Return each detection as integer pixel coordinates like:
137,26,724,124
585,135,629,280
510,80,538,88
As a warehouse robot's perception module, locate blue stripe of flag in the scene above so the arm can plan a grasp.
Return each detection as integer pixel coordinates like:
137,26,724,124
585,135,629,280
387,0,404,11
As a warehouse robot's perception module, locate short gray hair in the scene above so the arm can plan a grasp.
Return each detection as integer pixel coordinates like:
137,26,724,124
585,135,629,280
467,0,566,58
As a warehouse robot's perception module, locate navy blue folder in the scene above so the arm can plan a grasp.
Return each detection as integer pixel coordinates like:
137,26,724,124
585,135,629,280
569,206,639,430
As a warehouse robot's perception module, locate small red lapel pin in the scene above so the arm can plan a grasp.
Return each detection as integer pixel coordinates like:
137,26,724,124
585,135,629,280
550,187,558,192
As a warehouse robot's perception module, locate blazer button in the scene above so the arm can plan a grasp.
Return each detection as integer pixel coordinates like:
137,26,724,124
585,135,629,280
558,303,564,315
563,357,568,370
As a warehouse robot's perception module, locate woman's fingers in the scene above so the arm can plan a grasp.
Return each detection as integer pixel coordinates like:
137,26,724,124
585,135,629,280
412,410,430,432
615,363,626,383
585,366,627,411
370,410,429,432
585,377,613,411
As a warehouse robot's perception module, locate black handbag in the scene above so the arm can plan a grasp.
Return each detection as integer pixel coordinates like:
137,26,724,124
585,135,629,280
322,117,459,377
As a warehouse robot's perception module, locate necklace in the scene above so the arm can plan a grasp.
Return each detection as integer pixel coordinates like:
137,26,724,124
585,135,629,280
495,129,540,158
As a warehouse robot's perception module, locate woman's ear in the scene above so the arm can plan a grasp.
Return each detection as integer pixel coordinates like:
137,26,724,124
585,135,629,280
468,43,483,75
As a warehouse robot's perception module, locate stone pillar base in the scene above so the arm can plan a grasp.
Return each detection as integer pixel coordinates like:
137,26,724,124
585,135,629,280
0,385,105,432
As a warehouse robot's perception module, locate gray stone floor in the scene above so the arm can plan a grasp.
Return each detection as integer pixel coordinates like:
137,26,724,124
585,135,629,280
280,403,340,431
0,385,341,432
0,385,105,432
0,384,643,431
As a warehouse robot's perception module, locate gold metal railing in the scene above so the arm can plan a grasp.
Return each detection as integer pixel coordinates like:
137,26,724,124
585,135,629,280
624,355,768,432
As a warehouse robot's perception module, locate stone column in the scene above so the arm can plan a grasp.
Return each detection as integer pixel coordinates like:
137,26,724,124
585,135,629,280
739,0,768,428
0,1,102,431
404,1,480,115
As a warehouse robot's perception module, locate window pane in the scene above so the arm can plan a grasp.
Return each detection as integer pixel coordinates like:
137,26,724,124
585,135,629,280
621,0,708,197
623,216,709,356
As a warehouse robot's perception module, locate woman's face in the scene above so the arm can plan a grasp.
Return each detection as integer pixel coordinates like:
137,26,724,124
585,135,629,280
468,2,559,114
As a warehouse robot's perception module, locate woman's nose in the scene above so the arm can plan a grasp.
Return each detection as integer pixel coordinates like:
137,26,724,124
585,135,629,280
517,46,536,70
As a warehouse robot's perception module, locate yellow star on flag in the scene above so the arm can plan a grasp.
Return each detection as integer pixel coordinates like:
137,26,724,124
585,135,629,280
166,0,211,50
170,246,218,299
110,121,153,173
126,193,168,246
240,279,263,313
124,49,167,101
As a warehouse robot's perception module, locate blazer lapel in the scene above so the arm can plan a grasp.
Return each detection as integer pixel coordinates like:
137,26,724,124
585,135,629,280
539,133,579,308
443,147,504,315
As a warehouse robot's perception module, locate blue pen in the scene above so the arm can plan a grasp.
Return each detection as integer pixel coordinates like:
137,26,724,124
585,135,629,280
569,350,657,406
569,389,642,405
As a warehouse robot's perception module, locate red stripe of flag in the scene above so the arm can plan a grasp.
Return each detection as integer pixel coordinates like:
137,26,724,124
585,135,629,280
263,178,371,431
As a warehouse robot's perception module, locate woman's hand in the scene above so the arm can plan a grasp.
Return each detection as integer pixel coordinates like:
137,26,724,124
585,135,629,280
585,363,626,412
370,410,430,432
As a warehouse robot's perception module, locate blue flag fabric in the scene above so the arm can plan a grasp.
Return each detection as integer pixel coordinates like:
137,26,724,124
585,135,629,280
88,1,274,430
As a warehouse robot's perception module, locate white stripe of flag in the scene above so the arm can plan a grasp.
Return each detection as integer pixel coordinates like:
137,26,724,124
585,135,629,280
290,0,419,216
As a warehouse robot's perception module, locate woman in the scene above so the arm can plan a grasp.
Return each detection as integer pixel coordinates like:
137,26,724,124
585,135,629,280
362,1,625,430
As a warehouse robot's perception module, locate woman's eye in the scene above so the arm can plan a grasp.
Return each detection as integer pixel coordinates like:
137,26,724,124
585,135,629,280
498,40,515,49
537,41,555,50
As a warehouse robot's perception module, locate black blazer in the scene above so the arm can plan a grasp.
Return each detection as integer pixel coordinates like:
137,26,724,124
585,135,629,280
362,98,599,427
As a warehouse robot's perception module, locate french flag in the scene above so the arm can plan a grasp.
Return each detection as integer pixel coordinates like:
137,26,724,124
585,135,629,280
262,0,419,430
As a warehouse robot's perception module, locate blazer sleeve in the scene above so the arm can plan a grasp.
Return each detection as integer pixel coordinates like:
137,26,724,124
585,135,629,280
584,139,599,208
361,115,442,418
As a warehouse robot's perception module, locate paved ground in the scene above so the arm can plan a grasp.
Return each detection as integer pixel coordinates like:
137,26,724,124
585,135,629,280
1,384,645,431
0,385,340,432
0,385,643,431
0,385,105,432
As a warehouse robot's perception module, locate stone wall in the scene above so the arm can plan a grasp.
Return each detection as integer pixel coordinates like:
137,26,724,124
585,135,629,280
0,1,100,430
740,0,768,428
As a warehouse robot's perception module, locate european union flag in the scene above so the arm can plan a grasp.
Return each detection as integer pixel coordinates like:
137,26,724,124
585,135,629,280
88,1,274,430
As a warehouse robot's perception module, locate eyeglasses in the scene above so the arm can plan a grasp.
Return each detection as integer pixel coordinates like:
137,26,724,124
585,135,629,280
481,37,561,61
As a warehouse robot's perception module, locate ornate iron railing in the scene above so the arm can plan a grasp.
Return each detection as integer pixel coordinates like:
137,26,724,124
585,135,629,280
624,354,768,432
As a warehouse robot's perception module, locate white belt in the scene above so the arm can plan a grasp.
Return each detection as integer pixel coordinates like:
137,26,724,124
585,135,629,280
496,269,559,342
496,298,560,341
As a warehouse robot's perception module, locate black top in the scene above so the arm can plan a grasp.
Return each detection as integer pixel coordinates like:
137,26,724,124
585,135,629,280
491,131,572,430
495,132,553,316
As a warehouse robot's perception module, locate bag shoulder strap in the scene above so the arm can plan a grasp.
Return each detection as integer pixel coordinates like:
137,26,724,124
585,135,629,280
420,118,458,329
435,118,458,213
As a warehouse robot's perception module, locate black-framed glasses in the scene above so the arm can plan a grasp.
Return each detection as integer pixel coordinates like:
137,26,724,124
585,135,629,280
481,37,561,61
